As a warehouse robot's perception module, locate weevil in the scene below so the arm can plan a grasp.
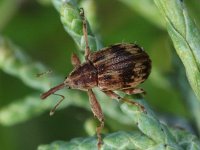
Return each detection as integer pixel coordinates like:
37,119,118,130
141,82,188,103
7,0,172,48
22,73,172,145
41,8,151,150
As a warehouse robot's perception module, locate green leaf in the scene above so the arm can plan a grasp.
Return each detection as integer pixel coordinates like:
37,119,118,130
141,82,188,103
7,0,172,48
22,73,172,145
154,0,200,102
37,118,200,150
37,131,155,150
170,53,200,134
120,99,182,149
171,128,200,150
37,98,197,150
0,93,51,126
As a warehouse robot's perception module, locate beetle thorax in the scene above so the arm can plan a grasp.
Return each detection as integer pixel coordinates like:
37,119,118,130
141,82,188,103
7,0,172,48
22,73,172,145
64,61,98,90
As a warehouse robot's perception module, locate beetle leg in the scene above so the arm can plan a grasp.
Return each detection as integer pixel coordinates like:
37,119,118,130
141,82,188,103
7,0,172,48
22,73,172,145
71,53,81,67
122,88,146,95
80,8,90,60
87,89,104,150
103,90,145,112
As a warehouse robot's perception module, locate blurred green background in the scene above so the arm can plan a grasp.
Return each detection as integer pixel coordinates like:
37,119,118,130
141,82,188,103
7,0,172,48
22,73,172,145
0,0,200,150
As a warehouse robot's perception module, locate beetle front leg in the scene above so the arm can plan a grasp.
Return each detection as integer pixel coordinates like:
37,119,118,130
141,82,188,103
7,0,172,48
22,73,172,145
80,8,90,60
122,88,146,95
87,89,104,150
103,90,145,112
71,53,81,67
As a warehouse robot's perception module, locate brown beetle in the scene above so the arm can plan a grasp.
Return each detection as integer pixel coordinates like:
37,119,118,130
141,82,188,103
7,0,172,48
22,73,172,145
41,8,151,150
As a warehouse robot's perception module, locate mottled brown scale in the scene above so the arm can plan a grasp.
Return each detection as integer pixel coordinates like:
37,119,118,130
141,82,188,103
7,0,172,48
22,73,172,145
41,8,151,150
65,61,97,90
88,43,151,91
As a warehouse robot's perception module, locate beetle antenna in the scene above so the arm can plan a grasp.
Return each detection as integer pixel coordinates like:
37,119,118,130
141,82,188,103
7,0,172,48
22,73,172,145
36,69,52,78
49,93,65,116
41,83,65,99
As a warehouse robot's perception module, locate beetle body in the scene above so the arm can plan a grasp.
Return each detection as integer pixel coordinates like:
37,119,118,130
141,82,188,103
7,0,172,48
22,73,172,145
65,43,151,91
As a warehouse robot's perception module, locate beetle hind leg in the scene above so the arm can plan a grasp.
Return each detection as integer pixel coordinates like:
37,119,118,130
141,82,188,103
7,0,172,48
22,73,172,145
122,88,146,95
96,120,104,149
103,90,145,112
87,89,104,150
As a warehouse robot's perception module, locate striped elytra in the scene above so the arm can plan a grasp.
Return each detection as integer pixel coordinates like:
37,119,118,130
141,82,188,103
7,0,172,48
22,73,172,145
64,43,151,90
